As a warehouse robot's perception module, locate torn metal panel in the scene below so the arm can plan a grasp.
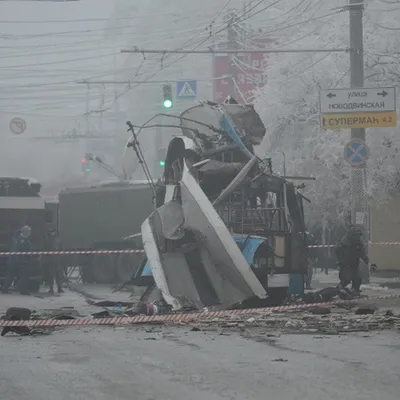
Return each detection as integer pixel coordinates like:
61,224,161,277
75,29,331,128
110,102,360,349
141,217,181,311
179,102,266,153
140,160,268,311
179,161,268,302
213,155,258,206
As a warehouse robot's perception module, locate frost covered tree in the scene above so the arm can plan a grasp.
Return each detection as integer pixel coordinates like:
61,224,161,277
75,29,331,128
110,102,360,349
254,0,400,230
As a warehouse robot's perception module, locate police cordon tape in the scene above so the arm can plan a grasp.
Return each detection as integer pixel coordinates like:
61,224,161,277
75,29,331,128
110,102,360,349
0,242,400,256
1,293,400,328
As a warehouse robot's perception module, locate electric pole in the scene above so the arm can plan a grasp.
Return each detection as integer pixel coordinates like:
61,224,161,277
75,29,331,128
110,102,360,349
350,0,365,142
227,13,238,99
349,0,369,282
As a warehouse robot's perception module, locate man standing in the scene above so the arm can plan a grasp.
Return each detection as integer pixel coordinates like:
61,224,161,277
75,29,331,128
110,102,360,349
2,225,32,295
43,228,64,294
335,225,369,293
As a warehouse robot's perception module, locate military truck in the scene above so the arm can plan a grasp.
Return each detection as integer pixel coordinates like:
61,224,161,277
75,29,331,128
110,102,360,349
57,180,155,283
0,177,54,291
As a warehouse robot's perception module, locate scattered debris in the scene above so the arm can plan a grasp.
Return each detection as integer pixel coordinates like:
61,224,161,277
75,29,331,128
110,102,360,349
308,307,331,315
190,326,201,332
355,305,378,315
1,307,54,337
86,300,134,308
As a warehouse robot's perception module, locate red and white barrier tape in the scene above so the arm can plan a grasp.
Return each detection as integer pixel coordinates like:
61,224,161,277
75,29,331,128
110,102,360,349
0,249,145,257
309,242,400,248
1,293,399,328
0,242,400,257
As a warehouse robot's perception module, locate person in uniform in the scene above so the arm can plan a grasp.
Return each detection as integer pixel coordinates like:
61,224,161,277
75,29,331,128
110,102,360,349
42,228,64,294
335,225,369,293
2,225,32,295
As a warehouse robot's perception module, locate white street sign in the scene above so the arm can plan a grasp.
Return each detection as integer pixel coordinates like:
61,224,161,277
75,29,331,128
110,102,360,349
319,87,396,114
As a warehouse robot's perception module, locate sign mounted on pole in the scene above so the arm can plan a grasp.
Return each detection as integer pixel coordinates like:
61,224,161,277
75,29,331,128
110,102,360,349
321,111,397,129
319,86,397,129
320,87,396,114
177,80,197,99
10,117,26,134
344,139,370,166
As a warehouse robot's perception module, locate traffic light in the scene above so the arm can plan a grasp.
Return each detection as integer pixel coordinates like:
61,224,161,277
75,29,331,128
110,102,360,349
81,157,92,173
157,148,166,167
162,84,173,109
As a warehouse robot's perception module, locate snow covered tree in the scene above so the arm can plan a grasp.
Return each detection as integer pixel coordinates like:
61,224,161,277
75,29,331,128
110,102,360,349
254,0,400,230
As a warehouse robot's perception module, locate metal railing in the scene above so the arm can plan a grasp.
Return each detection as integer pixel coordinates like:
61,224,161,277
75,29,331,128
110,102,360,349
216,204,288,234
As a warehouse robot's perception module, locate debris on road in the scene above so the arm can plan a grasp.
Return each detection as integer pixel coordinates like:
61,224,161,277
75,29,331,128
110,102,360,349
1,307,54,336
355,304,378,315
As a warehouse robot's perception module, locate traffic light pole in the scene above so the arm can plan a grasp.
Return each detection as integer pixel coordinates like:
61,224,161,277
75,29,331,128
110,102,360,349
154,116,163,177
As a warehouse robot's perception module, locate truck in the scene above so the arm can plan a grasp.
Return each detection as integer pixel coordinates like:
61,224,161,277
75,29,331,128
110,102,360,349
57,180,155,283
0,177,54,291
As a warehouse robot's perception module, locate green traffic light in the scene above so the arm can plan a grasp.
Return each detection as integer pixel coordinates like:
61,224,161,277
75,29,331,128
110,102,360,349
159,160,165,166
163,99,172,109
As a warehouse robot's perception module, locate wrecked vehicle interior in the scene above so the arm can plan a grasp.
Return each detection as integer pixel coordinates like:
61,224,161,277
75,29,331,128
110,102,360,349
131,100,308,311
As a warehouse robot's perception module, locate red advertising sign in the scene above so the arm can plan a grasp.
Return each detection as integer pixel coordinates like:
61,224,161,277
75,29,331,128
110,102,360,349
212,38,271,104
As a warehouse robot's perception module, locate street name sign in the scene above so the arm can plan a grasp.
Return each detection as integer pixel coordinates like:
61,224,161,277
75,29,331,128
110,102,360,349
320,87,396,114
321,111,397,130
344,139,370,167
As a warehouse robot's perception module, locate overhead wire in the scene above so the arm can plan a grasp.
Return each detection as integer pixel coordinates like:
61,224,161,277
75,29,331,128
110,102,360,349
0,13,182,24
83,1,246,116
0,1,348,118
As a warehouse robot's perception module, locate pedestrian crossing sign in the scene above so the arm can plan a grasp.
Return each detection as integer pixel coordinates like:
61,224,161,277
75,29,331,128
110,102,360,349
177,80,197,99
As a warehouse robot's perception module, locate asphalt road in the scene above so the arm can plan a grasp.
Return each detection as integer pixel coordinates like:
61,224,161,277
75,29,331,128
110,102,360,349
0,325,399,400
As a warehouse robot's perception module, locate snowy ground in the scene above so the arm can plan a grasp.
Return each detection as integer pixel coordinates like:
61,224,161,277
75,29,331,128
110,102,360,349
0,324,399,400
0,274,399,400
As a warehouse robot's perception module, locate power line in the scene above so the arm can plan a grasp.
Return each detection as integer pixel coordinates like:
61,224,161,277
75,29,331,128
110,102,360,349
0,13,181,24
0,51,119,69
121,48,350,54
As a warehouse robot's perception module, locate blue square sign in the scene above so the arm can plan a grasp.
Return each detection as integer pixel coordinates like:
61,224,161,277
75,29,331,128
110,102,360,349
177,80,197,99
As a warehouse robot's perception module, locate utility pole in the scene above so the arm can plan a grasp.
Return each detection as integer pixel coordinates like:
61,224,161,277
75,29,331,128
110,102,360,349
227,12,239,99
349,0,369,282
349,0,365,142
85,84,90,135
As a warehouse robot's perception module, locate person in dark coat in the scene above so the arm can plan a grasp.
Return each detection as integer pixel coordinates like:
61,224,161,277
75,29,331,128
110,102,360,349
2,226,32,294
42,228,64,294
335,225,369,293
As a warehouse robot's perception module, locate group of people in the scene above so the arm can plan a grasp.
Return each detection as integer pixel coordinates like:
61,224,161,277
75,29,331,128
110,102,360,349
1,225,65,295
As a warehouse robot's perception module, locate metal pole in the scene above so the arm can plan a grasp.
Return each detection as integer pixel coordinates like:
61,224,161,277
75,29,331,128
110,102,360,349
154,115,163,177
349,0,366,225
349,0,369,282
85,84,90,135
349,0,365,142
227,19,238,99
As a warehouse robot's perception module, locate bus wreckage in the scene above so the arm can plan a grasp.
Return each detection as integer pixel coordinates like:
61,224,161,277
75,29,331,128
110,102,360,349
130,100,308,311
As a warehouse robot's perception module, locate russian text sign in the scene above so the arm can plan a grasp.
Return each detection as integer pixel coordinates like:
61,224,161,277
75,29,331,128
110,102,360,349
321,111,397,129
320,87,396,114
